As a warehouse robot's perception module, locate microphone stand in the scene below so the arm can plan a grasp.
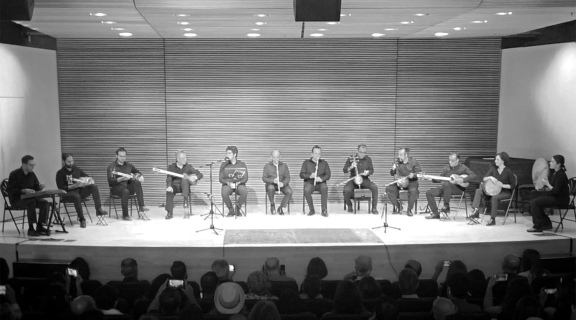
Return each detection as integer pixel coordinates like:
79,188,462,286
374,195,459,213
372,196,401,233
197,161,224,235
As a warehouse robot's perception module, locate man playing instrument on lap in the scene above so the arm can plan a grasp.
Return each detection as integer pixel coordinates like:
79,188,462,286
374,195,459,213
164,150,203,220
300,145,331,217
385,147,421,216
7,155,50,236
219,146,248,217
107,148,148,221
422,152,476,219
56,153,108,228
343,144,379,215
262,150,293,215
469,152,516,226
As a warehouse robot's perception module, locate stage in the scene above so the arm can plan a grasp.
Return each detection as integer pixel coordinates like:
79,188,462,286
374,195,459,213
1,202,574,285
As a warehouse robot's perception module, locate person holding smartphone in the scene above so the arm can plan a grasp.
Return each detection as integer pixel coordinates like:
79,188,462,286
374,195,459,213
263,256,296,283
147,261,199,313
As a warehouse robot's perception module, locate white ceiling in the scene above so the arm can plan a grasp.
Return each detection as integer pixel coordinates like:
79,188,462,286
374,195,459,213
15,0,576,39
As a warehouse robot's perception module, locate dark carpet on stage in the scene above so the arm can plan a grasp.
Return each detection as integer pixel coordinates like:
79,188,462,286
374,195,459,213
224,228,383,245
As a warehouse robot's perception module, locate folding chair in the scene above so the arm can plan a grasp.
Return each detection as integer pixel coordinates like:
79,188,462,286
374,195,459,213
2,178,24,234
222,190,247,218
109,189,138,219
302,185,322,215
57,197,93,225
471,174,517,225
552,177,576,233
348,189,371,214
438,191,467,221
264,186,291,215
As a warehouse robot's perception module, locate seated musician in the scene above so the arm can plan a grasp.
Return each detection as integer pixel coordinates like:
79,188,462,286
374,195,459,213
423,152,476,219
527,155,570,232
7,155,49,236
219,146,248,217
385,148,421,216
55,153,108,228
470,152,516,226
343,144,379,215
262,150,293,215
106,148,148,221
300,145,331,217
165,150,203,219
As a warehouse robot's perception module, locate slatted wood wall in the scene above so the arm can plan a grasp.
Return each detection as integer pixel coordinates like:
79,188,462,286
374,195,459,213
57,38,501,209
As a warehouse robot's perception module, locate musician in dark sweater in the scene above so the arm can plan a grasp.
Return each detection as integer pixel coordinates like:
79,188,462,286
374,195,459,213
424,152,476,219
300,145,331,217
106,148,147,220
7,155,49,236
262,150,292,215
528,155,570,232
165,150,203,219
219,146,248,217
385,148,422,216
342,144,379,214
470,152,517,226
56,153,107,228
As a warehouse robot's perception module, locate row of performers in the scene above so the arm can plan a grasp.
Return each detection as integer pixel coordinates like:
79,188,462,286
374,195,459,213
6,146,569,236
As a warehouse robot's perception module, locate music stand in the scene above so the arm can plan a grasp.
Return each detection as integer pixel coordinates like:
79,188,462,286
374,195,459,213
197,161,224,235
373,194,400,233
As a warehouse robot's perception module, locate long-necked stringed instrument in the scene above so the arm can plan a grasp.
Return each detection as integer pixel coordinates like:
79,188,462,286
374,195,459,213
152,166,199,185
417,173,469,187
386,176,410,188
66,176,94,185
112,170,144,182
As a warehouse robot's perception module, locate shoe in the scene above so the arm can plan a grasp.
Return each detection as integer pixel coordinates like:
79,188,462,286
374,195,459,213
139,206,149,212
440,205,450,214
27,229,39,237
96,208,108,216
307,210,316,216
407,210,413,217
426,214,440,219
235,205,243,217
165,212,173,220
469,208,480,219
321,209,329,217
527,228,542,232
270,204,276,215
541,225,553,231
277,207,285,216
371,208,379,215
80,220,87,228
183,200,189,208
347,206,354,213
486,218,496,226
122,216,132,221
36,224,50,235
226,207,236,217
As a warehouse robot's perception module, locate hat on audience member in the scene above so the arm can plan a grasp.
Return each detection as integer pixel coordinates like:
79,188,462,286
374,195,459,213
214,282,245,314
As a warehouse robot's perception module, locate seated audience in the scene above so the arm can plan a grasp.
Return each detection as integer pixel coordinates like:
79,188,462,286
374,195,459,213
467,269,487,299
246,271,277,299
492,254,524,305
212,282,248,316
327,280,369,315
248,300,280,320
178,304,204,320
446,273,482,314
300,274,323,299
69,257,91,298
147,274,171,300
276,289,305,314
518,249,549,284
484,276,533,319
147,273,199,312
371,296,399,320
70,295,97,316
200,271,219,300
95,285,123,315
120,258,142,282
107,258,151,305
542,277,575,320
306,257,328,280
432,297,458,320
212,259,234,284
512,296,543,320
405,259,423,277
42,282,71,316
343,255,373,281
358,276,382,300
157,287,182,316
399,268,419,298
432,260,467,297
264,256,296,282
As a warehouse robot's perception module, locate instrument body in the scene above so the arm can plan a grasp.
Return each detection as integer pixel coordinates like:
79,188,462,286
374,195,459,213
152,166,198,185
112,170,144,182
532,157,549,190
482,180,502,196
417,173,469,187
351,154,363,186
313,159,319,186
66,176,94,185
21,189,66,200
275,163,282,193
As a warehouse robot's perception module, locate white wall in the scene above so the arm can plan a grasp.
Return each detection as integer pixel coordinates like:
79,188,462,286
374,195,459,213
0,44,62,207
498,42,576,174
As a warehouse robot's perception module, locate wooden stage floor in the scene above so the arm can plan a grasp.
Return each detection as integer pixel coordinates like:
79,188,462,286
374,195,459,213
1,203,574,284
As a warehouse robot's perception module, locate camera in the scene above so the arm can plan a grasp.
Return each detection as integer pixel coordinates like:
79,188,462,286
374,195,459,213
229,264,235,272
168,279,184,289
494,273,508,281
67,268,78,277
443,260,451,267
280,264,286,276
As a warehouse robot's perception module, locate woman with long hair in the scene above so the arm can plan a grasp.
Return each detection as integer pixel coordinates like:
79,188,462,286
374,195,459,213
518,249,549,284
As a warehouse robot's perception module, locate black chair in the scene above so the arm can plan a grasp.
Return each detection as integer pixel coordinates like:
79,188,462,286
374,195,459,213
57,196,93,225
320,312,372,320
235,281,249,293
187,280,201,299
281,312,317,320
416,279,439,298
345,189,372,214
531,276,561,294
552,177,576,232
303,299,334,320
2,178,24,234
271,280,299,297
265,187,291,215
320,280,341,300
222,190,247,217
204,315,233,320
397,312,435,320
396,298,435,313
376,279,393,297
109,189,137,219
107,280,151,309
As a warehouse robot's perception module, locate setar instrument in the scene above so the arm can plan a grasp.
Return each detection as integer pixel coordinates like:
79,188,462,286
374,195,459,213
152,166,199,185
386,176,409,188
275,163,282,193
313,158,319,186
112,170,144,182
417,173,469,187
337,154,366,186
66,176,94,185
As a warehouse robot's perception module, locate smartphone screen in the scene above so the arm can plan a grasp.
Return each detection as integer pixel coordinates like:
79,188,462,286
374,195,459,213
168,279,184,289
229,264,235,272
280,264,286,275
545,288,557,294
494,273,508,281
443,260,451,267
0,285,6,295
67,268,78,277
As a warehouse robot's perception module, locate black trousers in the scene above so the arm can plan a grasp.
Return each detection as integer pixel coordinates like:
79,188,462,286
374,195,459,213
61,185,103,220
385,181,419,211
472,183,512,219
425,181,464,214
304,182,328,212
111,180,145,217
265,184,293,209
530,193,568,228
222,184,247,210
343,179,378,209
13,198,49,227
165,179,191,213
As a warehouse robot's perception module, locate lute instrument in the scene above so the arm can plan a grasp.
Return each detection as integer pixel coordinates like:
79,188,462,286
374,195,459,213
417,173,469,187
112,170,144,182
152,166,199,185
66,176,94,185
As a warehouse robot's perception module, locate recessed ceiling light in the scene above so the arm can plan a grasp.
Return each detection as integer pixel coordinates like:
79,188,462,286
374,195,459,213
372,33,385,37
326,22,339,25
471,20,488,23
496,12,513,15
111,27,125,31
91,13,107,17
384,28,398,31
102,21,116,24
255,14,269,17
400,21,414,24
454,27,462,31
247,33,260,37
318,28,327,31
184,33,197,37
177,21,189,25
435,32,449,37
175,14,189,17
119,32,132,37
414,13,428,16
251,28,260,31
310,33,324,37
182,28,193,31
255,22,266,25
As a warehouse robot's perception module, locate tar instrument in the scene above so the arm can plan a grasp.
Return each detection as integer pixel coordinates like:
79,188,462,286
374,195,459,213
152,166,198,185
21,189,66,200
386,176,409,188
275,163,282,193
112,170,144,182
66,176,94,185
482,179,502,196
313,158,319,186
532,157,549,190
417,173,469,187
351,154,364,186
